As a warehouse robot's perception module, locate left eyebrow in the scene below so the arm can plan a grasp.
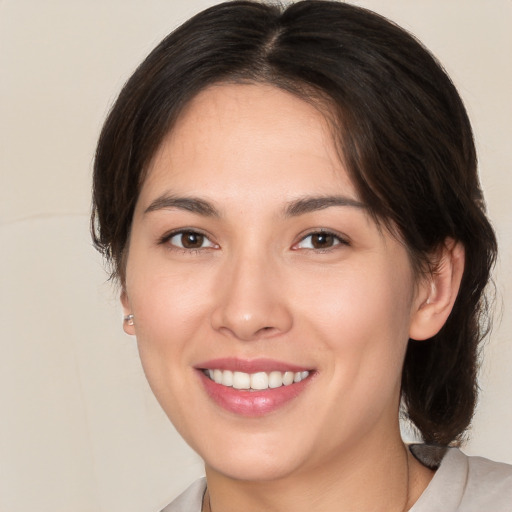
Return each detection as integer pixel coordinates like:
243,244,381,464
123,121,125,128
144,194,220,217
284,195,366,217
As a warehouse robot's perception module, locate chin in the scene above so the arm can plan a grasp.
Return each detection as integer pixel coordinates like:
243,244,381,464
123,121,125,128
187,426,310,482
205,452,304,482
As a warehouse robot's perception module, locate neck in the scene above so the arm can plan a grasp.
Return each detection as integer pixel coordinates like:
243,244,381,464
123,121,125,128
203,434,433,512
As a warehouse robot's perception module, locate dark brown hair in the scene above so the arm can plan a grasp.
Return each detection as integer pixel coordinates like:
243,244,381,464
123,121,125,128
92,0,497,445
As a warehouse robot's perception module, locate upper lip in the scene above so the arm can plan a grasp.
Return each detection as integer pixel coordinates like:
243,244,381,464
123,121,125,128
195,357,312,373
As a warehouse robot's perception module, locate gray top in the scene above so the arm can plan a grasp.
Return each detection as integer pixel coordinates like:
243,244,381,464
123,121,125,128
161,445,512,512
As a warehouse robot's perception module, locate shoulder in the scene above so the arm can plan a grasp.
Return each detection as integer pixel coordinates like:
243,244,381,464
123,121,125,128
160,478,206,512
461,451,512,509
410,445,512,512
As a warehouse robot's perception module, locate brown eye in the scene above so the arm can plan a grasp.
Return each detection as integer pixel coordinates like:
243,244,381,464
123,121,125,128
181,231,204,248
295,231,346,250
167,230,217,250
310,233,335,249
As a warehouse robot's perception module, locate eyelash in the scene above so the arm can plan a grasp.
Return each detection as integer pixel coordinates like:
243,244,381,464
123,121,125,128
159,229,219,254
293,230,350,252
159,228,350,254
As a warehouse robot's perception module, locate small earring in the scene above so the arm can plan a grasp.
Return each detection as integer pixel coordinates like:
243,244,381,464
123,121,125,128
124,314,134,326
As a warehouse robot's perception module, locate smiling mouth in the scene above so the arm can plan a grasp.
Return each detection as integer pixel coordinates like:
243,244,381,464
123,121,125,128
202,369,310,391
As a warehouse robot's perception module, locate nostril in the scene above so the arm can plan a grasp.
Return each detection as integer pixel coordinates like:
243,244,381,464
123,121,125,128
258,326,277,334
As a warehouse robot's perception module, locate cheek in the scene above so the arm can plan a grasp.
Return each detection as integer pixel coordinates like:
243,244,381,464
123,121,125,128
300,261,414,335
125,271,213,434
131,275,212,344
297,262,415,386
124,254,217,384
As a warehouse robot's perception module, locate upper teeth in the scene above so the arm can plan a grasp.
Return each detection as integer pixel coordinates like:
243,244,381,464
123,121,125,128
206,369,310,390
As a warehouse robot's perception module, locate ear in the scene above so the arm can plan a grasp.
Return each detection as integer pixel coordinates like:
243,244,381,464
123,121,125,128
409,238,465,341
121,289,136,336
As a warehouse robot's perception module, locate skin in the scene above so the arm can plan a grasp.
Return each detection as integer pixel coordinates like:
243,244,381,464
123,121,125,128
122,84,464,512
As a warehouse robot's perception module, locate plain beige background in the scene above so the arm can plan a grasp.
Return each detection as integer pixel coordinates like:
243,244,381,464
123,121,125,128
1,1,511,511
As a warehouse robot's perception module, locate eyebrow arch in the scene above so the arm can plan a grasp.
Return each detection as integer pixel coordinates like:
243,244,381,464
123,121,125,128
284,195,366,217
144,194,220,217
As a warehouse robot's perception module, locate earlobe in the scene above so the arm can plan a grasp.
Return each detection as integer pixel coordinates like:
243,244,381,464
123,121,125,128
121,289,136,336
409,239,465,341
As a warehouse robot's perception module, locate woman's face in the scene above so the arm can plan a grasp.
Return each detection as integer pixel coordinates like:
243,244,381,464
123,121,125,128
122,83,425,481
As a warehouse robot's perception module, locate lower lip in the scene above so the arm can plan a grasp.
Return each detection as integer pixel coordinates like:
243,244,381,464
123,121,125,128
198,371,313,417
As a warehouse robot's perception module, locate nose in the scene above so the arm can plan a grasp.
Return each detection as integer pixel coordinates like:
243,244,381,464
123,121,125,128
210,252,293,341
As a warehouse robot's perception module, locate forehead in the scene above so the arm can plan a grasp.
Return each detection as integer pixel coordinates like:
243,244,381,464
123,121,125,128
138,83,358,211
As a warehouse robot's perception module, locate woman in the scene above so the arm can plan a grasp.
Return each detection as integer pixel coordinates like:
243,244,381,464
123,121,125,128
91,1,512,510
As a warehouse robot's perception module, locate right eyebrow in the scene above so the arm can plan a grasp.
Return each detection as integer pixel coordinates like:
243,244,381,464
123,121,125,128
144,194,220,217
